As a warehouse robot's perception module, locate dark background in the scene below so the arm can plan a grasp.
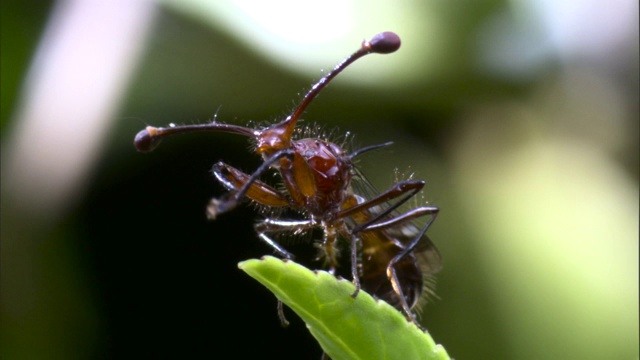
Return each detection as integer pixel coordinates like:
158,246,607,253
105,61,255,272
2,1,638,359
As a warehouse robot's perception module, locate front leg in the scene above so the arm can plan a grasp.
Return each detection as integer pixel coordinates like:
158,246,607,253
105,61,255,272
207,160,291,219
254,218,318,328
254,218,316,259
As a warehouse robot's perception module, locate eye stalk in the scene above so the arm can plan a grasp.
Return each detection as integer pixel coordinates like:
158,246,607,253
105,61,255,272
133,31,401,155
133,122,257,153
366,31,401,54
261,32,401,155
134,126,163,153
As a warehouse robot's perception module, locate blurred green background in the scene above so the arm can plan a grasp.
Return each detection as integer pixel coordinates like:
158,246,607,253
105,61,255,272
2,1,638,359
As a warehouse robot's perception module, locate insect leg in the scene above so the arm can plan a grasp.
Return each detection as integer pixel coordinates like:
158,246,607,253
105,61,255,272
337,180,425,233
207,149,294,218
211,162,289,205
384,207,439,322
254,219,316,259
254,218,317,328
362,206,439,234
348,232,361,298
337,180,424,299
276,296,290,328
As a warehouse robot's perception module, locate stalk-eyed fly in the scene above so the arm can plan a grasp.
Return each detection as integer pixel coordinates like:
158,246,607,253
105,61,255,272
134,32,441,324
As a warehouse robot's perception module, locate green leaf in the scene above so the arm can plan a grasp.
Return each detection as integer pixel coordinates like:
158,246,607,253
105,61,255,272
238,256,450,360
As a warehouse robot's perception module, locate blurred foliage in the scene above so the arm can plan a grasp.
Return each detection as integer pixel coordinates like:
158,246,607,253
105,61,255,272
0,0,53,129
2,1,638,359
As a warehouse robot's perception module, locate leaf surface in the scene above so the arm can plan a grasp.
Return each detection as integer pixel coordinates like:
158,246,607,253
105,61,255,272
239,256,450,360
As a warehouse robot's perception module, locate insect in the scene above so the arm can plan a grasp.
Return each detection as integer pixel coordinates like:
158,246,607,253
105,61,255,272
134,31,441,324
